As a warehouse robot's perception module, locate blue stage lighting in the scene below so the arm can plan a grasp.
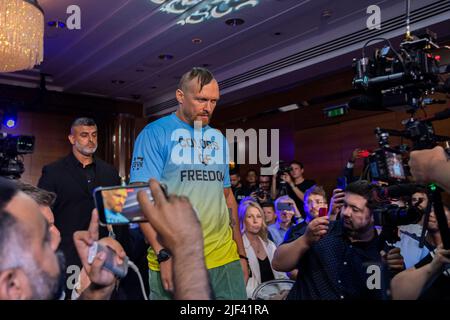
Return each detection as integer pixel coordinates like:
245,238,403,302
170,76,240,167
5,118,16,128
2,109,18,129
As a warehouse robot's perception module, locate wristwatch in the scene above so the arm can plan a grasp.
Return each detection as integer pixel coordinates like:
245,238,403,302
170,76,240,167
157,249,172,263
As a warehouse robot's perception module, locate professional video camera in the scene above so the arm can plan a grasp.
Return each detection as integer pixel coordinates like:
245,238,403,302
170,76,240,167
374,203,425,251
349,3,450,249
350,28,449,112
366,111,450,248
367,107,450,184
350,23,450,183
0,133,35,179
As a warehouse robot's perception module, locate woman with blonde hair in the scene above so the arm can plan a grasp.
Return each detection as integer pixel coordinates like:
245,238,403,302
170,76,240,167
238,200,288,298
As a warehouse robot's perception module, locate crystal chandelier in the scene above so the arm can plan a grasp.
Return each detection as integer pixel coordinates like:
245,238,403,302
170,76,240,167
0,0,44,73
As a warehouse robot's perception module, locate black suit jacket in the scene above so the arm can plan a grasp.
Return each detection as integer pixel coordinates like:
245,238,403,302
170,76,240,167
37,153,128,268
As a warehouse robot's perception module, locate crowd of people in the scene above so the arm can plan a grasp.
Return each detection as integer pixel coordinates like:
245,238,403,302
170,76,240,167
1,67,449,300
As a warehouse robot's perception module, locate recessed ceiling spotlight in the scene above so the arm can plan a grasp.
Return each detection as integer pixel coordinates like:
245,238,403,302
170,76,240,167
225,18,244,26
111,80,125,84
150,86,157,89
321,9,332,18
274,32,282,36
47,20,66,28
201,63,211,68
136,68,145,72
158,54,174,60
192,38,202,44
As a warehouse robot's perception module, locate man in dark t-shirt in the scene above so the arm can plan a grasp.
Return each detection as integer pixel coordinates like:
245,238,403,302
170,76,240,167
280,161,315,218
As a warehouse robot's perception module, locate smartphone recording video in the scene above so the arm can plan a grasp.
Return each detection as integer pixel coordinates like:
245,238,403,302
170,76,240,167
357,149,370,158
93,183,167,225
277,202,293,212
336,176,347,190
318,207,328,217
385,151,406,180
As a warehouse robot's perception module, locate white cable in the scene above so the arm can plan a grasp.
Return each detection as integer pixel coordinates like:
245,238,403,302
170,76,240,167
128,260,148,300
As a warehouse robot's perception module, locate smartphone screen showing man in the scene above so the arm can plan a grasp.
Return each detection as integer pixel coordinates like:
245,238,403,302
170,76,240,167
97,185,154,225
386,151,406,180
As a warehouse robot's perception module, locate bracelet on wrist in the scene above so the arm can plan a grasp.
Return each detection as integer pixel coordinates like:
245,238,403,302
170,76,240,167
239,255,248,261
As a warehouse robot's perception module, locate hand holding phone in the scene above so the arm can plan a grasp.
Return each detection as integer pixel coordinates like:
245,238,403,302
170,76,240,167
88,241,129,278
357,149,370,158
318,207,328,217
336,176,347,190
74,211,129,292
277,202,294,212
94,183,168,225
329,189,345,218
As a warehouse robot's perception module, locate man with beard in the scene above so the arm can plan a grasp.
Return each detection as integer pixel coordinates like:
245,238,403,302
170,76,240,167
103,189,129,224
272,180,404,300
0,178,64,299
130,67,248,300
38,118,132,297
14,181,61,252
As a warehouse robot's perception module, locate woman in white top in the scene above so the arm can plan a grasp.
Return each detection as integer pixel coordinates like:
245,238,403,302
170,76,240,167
238,200,288,298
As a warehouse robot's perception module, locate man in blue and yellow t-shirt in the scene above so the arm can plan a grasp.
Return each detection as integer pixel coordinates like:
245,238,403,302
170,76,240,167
130,67,248,300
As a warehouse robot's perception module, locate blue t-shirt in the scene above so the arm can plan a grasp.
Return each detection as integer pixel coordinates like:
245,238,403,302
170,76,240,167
130,113,237,270
105,208,129,224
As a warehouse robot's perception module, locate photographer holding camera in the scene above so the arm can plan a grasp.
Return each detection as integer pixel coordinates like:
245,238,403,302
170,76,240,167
272,161,315,218
250,175,273,205
389,146,450,299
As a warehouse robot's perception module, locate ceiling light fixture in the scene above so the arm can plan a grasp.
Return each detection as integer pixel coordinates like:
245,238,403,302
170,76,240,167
0,0,45,72
192,38,202,44
158,54,174,60
278,104,299,112
47,20,66,28
321,9,332,18
225,18,244,26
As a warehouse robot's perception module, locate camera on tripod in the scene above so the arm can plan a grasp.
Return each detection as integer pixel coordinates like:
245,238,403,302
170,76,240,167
0,132,35,179
275,160,293,197
279,162,292,175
